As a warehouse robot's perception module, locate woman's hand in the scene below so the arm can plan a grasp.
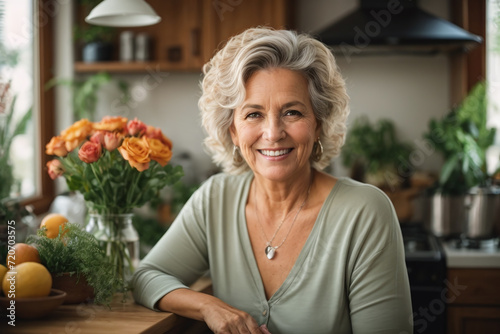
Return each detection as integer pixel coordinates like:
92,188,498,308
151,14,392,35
200,297,264,334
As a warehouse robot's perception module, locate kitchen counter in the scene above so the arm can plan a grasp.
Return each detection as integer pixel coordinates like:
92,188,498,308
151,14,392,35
442,239,500,268
0,276,212,334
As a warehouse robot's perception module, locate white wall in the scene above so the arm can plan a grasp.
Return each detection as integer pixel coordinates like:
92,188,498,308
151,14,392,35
55,0,454,181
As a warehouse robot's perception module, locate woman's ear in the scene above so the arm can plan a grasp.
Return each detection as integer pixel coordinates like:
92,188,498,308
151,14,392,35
315,120,322,139
229,123,238,147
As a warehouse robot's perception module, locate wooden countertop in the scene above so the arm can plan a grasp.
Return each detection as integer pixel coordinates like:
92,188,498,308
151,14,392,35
1,276,212,334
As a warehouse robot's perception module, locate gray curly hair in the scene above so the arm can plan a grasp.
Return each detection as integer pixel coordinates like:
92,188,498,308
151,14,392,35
199,27,350,174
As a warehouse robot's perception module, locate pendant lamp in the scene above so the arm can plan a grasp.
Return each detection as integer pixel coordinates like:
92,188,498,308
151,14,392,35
85,0,161,27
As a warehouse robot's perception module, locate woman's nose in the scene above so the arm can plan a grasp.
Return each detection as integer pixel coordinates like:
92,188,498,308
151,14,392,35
262,117,285,142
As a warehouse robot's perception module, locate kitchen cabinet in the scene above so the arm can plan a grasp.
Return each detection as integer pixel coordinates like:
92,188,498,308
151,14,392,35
447,268,500,334
74,0,293,73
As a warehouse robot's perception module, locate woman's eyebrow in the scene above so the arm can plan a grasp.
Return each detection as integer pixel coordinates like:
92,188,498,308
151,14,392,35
241,103,264,110
241,101,306,111
281,101,306,110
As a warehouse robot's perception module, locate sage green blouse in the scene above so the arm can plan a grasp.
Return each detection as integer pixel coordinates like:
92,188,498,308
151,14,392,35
132,172,413,334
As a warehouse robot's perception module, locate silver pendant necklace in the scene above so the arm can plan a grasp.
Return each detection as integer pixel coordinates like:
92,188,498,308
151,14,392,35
253,176,312,260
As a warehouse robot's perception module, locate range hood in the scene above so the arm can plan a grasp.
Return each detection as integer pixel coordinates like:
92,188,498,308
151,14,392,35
316,0,482,55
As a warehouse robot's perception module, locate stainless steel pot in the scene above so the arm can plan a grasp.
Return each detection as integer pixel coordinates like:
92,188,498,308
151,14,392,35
427,193,467,237
465,187,500,239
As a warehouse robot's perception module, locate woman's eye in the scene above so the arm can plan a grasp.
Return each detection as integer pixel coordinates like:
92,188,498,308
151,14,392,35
246,112,261,119
285,109,303,117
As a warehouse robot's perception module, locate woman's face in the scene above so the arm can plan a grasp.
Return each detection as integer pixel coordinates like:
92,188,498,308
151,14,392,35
230,68,320,182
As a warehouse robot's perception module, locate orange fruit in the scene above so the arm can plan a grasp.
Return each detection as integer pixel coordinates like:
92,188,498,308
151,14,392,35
40,213,68,238
8,243,41,267
2,262,52,298
0,264,7,295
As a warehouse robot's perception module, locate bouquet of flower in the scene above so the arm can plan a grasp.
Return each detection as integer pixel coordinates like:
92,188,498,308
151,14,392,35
45,116,183,291
45,116,183,214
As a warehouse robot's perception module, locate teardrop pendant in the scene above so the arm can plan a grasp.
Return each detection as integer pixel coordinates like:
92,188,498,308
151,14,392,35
265,246,276,260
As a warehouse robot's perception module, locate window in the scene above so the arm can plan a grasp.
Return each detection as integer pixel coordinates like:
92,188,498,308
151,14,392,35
1,0,35,198
487,0,500,135
1,0,55,214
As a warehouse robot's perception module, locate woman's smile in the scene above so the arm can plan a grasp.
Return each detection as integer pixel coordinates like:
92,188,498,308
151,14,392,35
258,148,293,158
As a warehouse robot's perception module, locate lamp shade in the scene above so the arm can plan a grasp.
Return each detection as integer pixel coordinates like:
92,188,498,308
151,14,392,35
85,0,161,27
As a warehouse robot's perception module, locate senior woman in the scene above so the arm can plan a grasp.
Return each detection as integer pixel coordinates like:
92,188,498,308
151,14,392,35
132,27,413,334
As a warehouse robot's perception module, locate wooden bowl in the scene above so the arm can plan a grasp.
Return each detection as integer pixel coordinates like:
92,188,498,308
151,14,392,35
0,289,66,319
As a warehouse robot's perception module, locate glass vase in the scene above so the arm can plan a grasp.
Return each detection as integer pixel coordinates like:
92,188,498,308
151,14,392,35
90,213,139,292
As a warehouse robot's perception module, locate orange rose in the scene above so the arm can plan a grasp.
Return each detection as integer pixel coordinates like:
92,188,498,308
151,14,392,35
78,141,102,163
60,119,93,152
118,137,151,172
146,126,172,150
46,136,68,157
146,137,172,167
46,159,64,180
93,116,128,132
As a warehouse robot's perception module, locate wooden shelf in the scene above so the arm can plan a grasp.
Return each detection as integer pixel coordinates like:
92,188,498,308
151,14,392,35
74,61,201,73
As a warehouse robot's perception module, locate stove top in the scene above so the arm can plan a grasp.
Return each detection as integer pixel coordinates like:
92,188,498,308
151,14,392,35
401,224,444,261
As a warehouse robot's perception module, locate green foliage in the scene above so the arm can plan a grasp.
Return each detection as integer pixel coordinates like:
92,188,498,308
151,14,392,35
74,0,115,44
0,94,32,199
424,81,496,194
342,116,413,175
133,215,168,256
170,180,199,215
46,72,130,121
74,25,115,44
61,149,184,215
26,223,120,305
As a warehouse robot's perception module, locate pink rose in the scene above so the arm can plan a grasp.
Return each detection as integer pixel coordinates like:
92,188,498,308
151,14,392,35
46,159,64,180
126,118,147,137
104,132,123,151
146,126,172,149
78,141,102,163
90,131,105,146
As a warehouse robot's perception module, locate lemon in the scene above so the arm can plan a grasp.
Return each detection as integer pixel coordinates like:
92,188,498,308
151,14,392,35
2,262,52,298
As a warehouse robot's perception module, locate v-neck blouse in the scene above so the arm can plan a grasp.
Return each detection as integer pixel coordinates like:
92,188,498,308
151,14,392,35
132,172,413,334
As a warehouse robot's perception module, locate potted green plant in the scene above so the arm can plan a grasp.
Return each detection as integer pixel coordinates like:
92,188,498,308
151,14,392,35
26,223,120,305
424,81,497,237
46,72,129,121
75,0,116,62
342,116,414,190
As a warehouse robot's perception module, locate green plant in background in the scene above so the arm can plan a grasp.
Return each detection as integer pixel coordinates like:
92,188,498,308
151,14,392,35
74,0,116,46
74,25,115,45
27,223,120,305
46,72,130,121
425,81,496,195
342,116,414,189
0,83,32,199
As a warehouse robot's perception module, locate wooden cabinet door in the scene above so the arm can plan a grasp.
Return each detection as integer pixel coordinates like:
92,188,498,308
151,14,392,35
448,306,500,334
126,0,204,70
201,0,292,63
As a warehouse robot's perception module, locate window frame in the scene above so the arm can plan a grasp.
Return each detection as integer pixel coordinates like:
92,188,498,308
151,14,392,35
21,0,55,214
450,0,487,104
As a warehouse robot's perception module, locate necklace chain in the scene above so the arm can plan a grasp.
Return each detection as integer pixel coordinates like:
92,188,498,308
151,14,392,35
253,175,313,259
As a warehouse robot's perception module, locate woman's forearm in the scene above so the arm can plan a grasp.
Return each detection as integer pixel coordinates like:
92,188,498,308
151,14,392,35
157,289,263,333
156,288,214,321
